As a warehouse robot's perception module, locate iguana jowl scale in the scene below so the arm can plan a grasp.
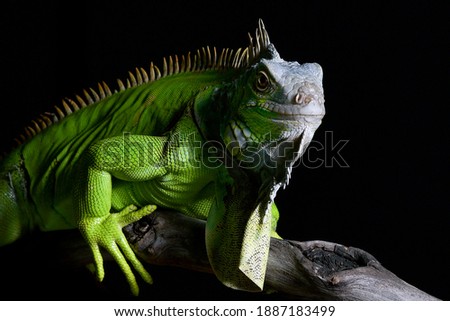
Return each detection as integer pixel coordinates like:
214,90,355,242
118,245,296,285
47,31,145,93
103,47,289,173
0,20,325,295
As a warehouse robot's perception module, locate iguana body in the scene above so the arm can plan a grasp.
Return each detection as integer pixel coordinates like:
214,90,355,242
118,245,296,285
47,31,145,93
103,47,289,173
0,21,325,295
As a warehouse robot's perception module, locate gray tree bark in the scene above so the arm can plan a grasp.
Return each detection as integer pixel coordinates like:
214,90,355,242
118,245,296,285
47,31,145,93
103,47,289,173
120,209,438,301
11,209,437,300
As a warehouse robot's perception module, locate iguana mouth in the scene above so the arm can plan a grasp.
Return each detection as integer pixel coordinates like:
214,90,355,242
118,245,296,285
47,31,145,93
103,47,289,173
258,80,325,121
260,100,325,121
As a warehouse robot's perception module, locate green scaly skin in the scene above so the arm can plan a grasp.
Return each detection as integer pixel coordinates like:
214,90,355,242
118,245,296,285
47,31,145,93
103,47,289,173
0,20,325,295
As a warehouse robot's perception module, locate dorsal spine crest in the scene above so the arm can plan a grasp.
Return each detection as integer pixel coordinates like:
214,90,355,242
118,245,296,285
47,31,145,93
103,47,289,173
15,19,271,145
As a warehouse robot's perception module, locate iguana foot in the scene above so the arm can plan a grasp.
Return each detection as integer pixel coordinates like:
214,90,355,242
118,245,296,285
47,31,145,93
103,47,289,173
79,204,156,296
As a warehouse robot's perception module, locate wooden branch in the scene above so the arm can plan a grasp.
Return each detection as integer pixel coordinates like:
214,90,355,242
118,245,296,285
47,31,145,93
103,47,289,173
122,210,438,300
8,209,438,300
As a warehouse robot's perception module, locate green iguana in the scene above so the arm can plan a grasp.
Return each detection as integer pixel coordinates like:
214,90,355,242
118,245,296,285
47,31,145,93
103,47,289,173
0,20,325,295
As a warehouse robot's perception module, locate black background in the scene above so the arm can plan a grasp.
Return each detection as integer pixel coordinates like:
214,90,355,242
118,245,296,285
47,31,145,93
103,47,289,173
0,1,448,300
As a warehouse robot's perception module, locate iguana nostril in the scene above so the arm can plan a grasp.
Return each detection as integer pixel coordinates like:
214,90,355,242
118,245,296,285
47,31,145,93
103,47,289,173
294,92,313,105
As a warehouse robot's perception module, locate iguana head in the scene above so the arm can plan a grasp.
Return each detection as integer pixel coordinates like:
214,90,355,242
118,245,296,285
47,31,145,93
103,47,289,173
195,21,324,187
209,22,325,191
223,45,325,182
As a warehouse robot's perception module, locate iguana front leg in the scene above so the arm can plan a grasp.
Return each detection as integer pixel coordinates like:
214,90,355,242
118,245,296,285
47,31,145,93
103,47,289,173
78,205,155,295
206,195,273,291
76,134,167,295
206,169,275,292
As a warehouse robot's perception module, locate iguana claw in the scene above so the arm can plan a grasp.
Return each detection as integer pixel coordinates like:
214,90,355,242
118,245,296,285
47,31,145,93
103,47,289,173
79,204,156,295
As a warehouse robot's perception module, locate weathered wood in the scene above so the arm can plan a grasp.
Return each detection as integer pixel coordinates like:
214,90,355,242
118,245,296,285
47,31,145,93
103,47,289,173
264,240,438,300
122,210,438,300
5,209,438,300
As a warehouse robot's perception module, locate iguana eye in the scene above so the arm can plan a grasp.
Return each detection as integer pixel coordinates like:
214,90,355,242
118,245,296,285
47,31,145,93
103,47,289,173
255,71,270,92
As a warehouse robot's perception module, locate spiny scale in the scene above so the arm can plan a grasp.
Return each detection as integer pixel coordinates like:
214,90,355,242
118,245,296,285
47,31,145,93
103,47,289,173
15,19,271,145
